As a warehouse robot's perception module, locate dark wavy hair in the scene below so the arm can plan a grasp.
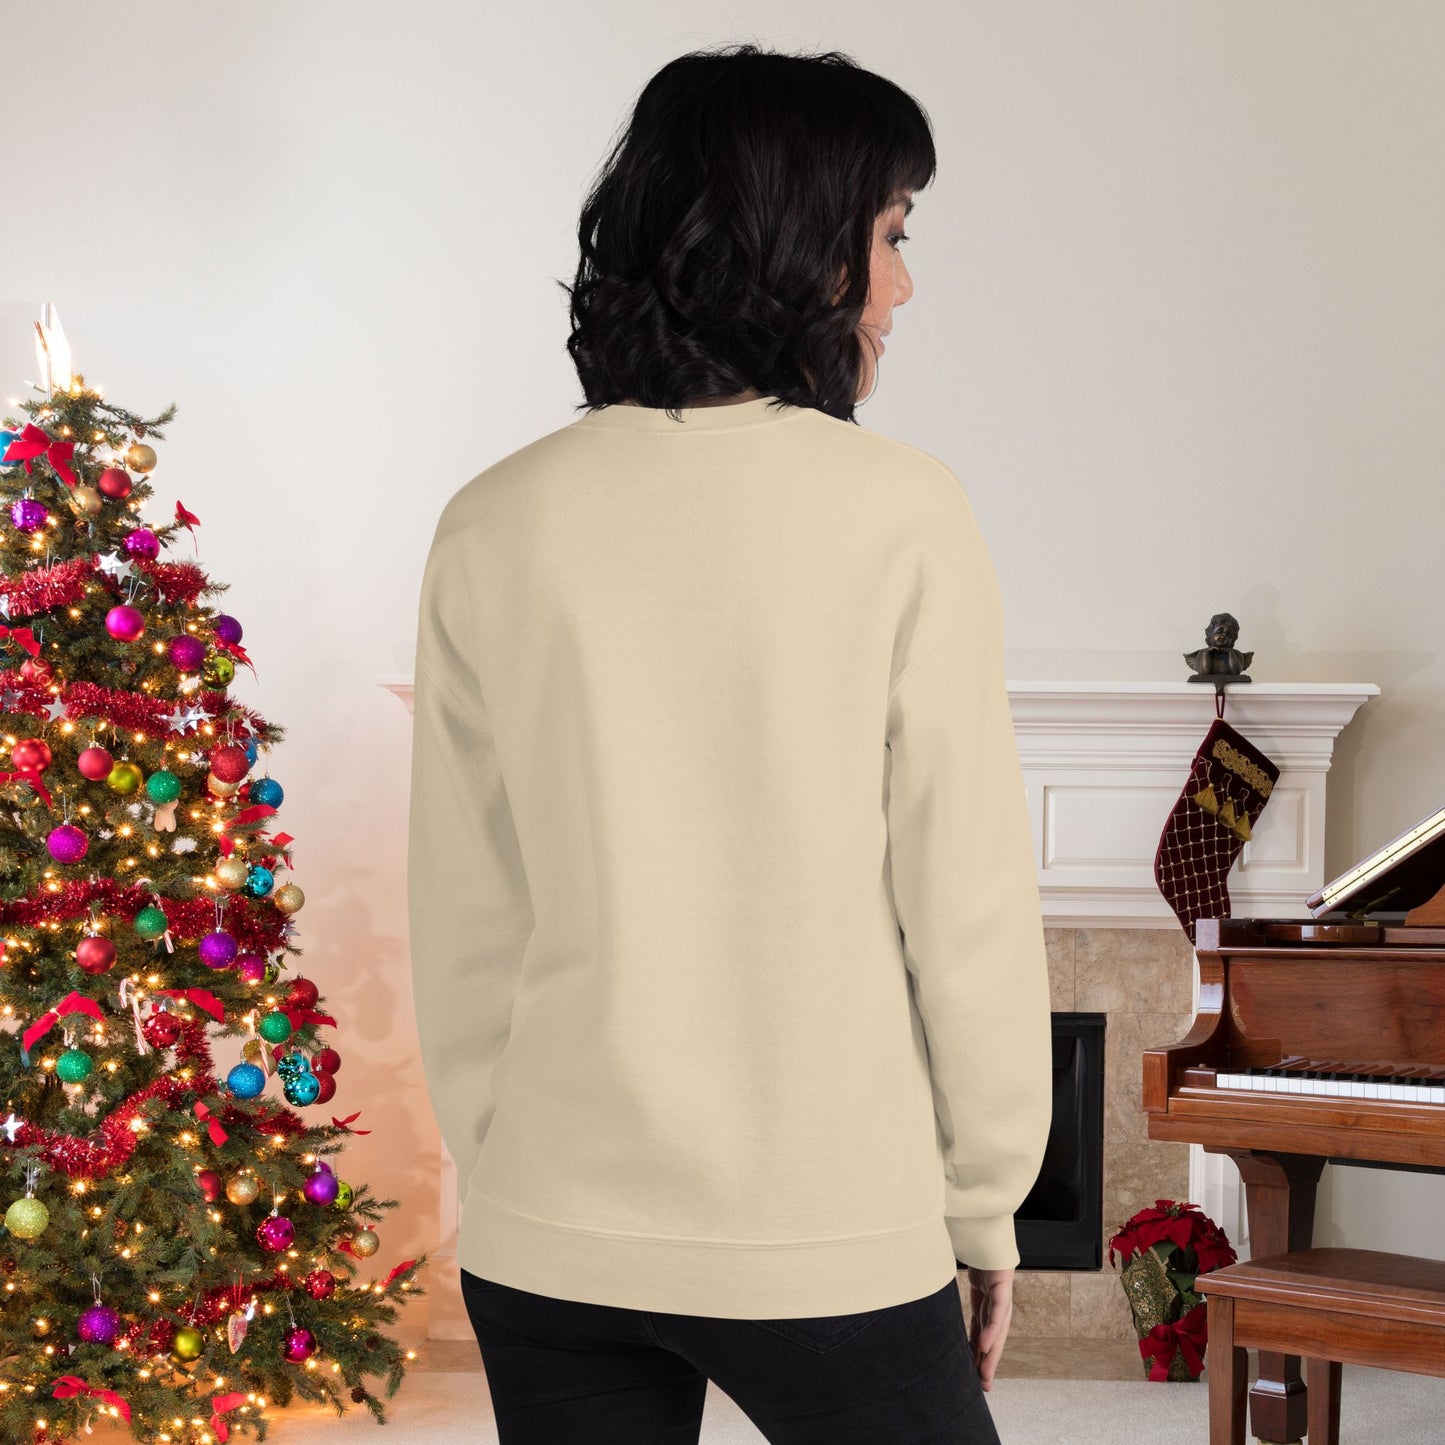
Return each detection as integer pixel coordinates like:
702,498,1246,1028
560,43,936,424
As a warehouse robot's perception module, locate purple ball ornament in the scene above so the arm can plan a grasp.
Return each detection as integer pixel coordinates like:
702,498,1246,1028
282,1325,317,1363
106,604,146,642
198,929,238,970
168,634,207,672
123,527,160,560
213,614,243,645
257,1213,295,1253
10,495,49,533
47,823,89,863
236,952,267,984
77,1303,122,1345
302,1166,340,1206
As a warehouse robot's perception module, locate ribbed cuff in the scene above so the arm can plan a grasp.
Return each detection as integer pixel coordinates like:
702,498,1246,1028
945,1214,1021,1270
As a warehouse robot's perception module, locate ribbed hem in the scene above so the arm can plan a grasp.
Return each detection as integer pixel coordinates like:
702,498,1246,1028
457,1192,961,1318
569,394,807,433
944,1213,1022,1271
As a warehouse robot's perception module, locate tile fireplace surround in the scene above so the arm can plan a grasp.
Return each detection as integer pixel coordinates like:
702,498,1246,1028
385,676,1377,1340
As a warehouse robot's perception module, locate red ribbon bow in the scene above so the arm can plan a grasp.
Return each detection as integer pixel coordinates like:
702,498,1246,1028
3,422,78,487
1138,1300,1208,1380
193,1099,230,1146
50,1375,132,1423
155,987,226,1023
210,1388,246,1441
22,991,102,1060
283,1004,337,1032
0,622,42,657
331,1110,370,1135
0,765,53,808
381,1259,418,1288
176,499,201,532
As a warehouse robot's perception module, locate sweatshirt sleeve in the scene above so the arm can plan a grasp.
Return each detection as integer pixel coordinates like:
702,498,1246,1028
883,500,1053,1272
407,526,534,1211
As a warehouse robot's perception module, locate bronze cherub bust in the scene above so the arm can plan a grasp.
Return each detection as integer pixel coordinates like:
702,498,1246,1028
1184,612,1253,683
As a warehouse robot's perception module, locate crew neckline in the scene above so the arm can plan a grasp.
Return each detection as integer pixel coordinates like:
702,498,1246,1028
571,394,805,432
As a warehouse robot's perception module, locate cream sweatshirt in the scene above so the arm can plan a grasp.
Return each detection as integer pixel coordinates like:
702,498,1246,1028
406,393,1052,1319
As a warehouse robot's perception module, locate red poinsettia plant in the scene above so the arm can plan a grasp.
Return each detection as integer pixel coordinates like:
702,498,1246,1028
1108,1199,1238,1381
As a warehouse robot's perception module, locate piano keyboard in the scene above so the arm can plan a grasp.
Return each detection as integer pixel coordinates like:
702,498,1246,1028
1215,1056,1445,1104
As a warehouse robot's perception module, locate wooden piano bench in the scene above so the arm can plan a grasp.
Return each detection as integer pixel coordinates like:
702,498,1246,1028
1196,1247,1445,1445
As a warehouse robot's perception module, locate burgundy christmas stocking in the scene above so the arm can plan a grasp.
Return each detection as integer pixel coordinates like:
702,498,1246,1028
1154,707,1280,944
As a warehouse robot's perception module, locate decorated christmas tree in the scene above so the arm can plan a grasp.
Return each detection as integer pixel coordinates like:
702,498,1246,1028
0,310,425,1443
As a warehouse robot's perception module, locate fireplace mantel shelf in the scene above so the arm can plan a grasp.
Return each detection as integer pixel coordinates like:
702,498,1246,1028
384,674,1378,930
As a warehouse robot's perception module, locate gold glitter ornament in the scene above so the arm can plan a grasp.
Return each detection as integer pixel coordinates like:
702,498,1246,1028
241,1038,265,1065
208,774,241,797
350,1228,380,1258
273,883,305,914
226,1173,260,1205
215,856,250,890
124,442,157,472
68,485,104,518
4,1196,49,1239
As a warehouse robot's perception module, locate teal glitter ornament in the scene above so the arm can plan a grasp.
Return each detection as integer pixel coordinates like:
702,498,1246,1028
4,1196,49,1239
226,1062,266,1099
243,865,274,899
250,776,284,809
284,1072,320,1106
145,769,182,804
258,1010,292,1045
277,1053,306,1078
133,905,168,940
56,1047,93,1084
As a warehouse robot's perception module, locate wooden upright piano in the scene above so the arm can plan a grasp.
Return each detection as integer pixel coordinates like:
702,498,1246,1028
1143,805,1445,1444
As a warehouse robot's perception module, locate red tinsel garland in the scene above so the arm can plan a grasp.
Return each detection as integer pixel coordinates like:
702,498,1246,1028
5,1012,306,1180
0,556,98,616
0,877,289,951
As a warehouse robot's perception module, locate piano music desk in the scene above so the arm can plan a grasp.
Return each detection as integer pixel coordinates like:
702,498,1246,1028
1197,1246,1445,1445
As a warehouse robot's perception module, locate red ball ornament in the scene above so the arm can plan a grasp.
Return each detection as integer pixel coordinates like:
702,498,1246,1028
11,737,52,772
312,1047,340,1075
19,656,52,685
304,1268,337,1300
97,467,133,499
75,934,117,975
209,743,250,783
286,977,320,1011
282,1325,317,1363
142,1010,182,1048
77,745,115,780
196,1169,222,1203
313,1071,337,1104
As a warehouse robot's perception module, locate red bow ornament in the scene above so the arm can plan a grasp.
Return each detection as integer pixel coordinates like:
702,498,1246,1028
22,991,103,1065
50,1375,132,1423
4,422,78,487
210,1389,247,1441
194,1099,230,1146
0,622,42,658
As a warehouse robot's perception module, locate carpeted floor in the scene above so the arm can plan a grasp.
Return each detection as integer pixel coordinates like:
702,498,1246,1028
79,1348,1445,1442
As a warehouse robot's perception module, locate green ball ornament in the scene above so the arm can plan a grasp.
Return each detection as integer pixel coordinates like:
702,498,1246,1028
144,769,181,804
258,1010,292,1045
262,961,280,986
331,1180,353,1212
56,1047,93,1083
171,1325,204,1361
4,1196,49,1240
202,651,235,687
133,905,169,940
215,856,250,891
107,760,144,795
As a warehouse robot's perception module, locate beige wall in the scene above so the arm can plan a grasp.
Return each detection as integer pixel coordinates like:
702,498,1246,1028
4,3,1441,1329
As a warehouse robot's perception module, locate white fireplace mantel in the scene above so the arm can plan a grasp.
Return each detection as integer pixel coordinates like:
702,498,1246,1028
1010,681,1379,927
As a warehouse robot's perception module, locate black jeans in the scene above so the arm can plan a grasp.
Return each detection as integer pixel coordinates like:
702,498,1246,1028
460,1268,1002,1444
